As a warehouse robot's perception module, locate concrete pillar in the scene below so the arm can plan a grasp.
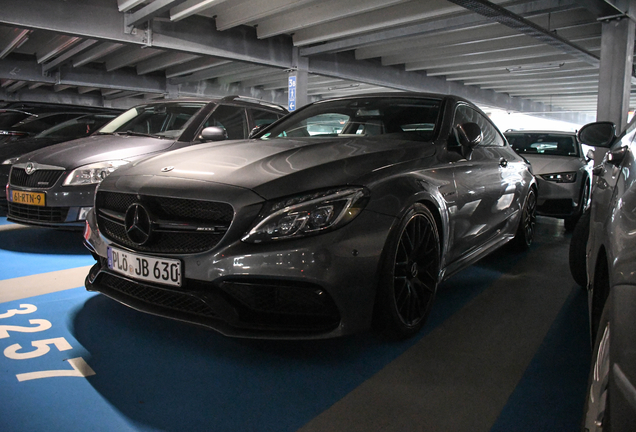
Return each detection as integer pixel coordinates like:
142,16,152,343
596,15,635,132
288,47,308,111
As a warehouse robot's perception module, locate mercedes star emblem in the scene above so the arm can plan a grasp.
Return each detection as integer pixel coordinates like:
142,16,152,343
124,203,153,245
25,162,36,175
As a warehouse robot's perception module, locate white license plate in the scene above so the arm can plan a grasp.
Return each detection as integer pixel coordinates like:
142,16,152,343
107,247,182,287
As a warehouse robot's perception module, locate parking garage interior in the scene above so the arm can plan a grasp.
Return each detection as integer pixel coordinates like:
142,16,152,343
1,0,635,430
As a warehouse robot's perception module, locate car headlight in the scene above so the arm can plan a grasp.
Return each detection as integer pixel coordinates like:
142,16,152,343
541,172,576,183
2,157,19,165
63,160,129,186
242,187,370,243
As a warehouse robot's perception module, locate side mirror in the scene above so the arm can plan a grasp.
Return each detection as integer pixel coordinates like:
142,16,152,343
200,126,227,142
578,121,616,148
586,148,595,162
456,122,482,159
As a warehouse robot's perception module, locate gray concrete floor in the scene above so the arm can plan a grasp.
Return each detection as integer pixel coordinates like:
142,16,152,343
300,217,587,431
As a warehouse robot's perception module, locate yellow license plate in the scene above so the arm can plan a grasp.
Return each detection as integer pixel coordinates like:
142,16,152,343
11,190,46,207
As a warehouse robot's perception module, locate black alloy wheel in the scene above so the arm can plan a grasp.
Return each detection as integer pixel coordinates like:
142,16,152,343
376,203,440,339
512,187,537,250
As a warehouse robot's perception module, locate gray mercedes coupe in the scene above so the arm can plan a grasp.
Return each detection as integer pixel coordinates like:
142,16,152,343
83,93,537,340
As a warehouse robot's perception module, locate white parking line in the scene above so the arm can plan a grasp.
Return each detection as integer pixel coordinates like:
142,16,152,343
0,266,92,303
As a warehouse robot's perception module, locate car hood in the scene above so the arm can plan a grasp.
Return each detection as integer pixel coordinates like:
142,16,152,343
0,137,59,162
522,155,584,175
110,136,435,199
15,134,175,169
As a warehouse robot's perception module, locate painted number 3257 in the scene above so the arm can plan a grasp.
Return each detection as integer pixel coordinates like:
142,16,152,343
0,304,95,382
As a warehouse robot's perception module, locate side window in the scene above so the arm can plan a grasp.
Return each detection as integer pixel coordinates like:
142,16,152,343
454,105,505,147
249,108,284,127
203,105,248,139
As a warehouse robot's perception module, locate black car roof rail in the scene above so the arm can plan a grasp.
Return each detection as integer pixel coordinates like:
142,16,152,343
220,95,286,112
0,109,37,117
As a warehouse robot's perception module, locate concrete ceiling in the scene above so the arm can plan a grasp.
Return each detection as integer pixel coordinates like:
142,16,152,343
0,0,633,124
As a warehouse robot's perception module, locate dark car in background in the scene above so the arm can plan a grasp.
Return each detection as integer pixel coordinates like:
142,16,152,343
0,112,120,214
83,93,537,340
574,119,636,431
0,102,120,144
6,96,287,228
504,130,593,231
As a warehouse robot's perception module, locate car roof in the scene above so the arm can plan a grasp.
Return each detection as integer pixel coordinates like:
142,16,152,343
133,96,287,113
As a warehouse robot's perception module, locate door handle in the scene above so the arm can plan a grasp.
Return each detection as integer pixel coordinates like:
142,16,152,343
499,158,508,168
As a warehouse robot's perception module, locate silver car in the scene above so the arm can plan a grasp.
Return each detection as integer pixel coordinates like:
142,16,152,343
504,130,593,231
576,119,636,430
83,93,537,340
5,96,287,228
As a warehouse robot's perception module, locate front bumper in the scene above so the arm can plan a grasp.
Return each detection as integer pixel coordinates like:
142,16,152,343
7,183,96,229
535,178,582,218
83,207,395,339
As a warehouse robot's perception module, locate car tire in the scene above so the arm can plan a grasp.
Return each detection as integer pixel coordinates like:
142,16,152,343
374,203,440,339
564,181,590,232
511,187,537,250
569,210,590,287
582,301,611,432
564,216,578,232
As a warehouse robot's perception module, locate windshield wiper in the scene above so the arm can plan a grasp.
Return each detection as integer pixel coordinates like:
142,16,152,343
115,130,160,138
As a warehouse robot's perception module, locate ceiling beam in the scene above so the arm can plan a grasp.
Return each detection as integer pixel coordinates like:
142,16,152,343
103,46,164,71
0,58,166,94
0,0,294,69
118,0,145,13
307,51,580,120
300,0,580,56
170,0,231,22
42,39,99,73
36,35,81,64
136,52,201,75
255,0,407,40
165,57,231,78
0,28,31,59
72,42,125,68
213,0,315,31
124,0,188,29
446,0,600,67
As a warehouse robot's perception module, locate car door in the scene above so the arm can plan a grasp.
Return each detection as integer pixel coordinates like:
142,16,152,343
446,104,515,263
589,120,636,266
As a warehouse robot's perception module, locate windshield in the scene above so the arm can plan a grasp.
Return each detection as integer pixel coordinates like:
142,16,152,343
34,114,118,139
506,133,579,157
99,102,206,139
9,113,87,133
260,97,442,141
0,111,33,129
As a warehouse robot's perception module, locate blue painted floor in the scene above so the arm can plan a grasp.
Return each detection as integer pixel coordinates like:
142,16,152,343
0,217,591,431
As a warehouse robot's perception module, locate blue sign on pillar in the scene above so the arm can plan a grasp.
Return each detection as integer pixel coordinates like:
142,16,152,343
288,75,297,111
